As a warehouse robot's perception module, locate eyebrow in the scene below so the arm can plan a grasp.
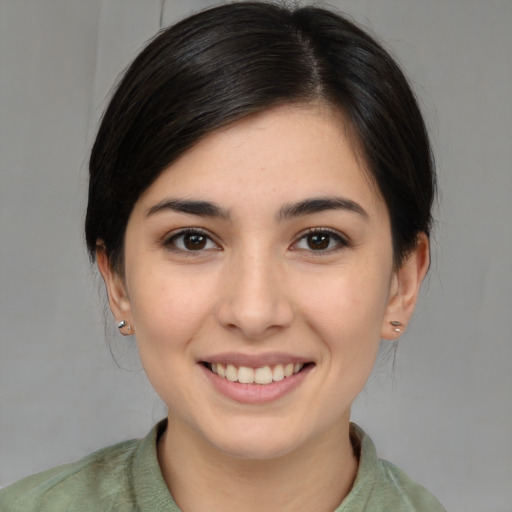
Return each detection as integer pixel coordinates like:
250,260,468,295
146,196,368,221
146,198,230,219
278,197,368,221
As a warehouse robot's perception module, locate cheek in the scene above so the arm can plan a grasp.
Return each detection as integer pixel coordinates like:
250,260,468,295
124,267,218,408
303,270,389,325
126,264,217,352
296,265,390,360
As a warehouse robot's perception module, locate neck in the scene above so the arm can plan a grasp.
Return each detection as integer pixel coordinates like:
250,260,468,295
157,415,358,512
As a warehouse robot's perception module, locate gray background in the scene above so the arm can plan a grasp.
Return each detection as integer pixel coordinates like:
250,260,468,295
1,1,511,510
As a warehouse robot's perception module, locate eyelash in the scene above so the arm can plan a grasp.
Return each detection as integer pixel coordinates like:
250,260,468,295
162,228,220,255
161,227,350,255
292,228,350,254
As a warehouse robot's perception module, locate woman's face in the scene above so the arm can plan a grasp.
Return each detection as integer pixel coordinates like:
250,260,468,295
101,105,424,459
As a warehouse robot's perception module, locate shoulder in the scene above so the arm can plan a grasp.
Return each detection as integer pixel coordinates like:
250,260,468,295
0,438,140,512
338,423,447,512
375,458,447,511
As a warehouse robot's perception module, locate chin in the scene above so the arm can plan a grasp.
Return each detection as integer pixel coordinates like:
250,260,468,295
216,436,299,461
203,419,310,461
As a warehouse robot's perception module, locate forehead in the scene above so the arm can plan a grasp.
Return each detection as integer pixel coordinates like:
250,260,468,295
135,104,384,218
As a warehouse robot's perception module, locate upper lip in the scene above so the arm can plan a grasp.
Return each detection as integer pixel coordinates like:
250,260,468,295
200,352,313,367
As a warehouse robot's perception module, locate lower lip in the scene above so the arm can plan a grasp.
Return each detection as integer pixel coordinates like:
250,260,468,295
200,364,313,404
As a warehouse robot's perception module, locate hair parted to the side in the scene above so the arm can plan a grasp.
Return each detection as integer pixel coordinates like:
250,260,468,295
85,1,435,273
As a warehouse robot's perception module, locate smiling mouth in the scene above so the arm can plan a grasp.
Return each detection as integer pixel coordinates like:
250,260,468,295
202,362,312,385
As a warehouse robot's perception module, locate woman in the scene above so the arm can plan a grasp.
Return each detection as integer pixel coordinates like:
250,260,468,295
0,2,446,510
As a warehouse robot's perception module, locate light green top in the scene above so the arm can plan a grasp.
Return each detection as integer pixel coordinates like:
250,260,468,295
0,421,446,511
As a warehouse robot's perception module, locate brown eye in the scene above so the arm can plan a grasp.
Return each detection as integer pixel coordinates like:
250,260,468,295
307,233,330,250
183,233,207,250
293,229,349,253
166,229,219,252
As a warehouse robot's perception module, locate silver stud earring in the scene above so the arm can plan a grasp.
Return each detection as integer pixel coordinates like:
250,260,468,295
390,320,404,333
117,320,133,335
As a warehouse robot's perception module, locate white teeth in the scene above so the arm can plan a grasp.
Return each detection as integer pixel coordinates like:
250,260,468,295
238,366,255,384
208,361,306,385
226,364,238,382
272,364,285,381
284,363,294,377
254,366,273,385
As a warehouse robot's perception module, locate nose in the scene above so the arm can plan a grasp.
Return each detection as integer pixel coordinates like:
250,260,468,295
215,250,294,340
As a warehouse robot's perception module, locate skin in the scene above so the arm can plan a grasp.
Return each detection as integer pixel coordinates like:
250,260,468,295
98,104,429,511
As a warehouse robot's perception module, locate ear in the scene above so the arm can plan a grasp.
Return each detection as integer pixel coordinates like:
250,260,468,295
381,233,430,340
96,243,133,331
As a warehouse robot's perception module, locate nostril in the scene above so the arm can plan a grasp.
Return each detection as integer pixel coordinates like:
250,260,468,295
214,279,294,339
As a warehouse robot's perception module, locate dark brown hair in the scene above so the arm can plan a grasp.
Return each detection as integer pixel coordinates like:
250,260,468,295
85,1,435,271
